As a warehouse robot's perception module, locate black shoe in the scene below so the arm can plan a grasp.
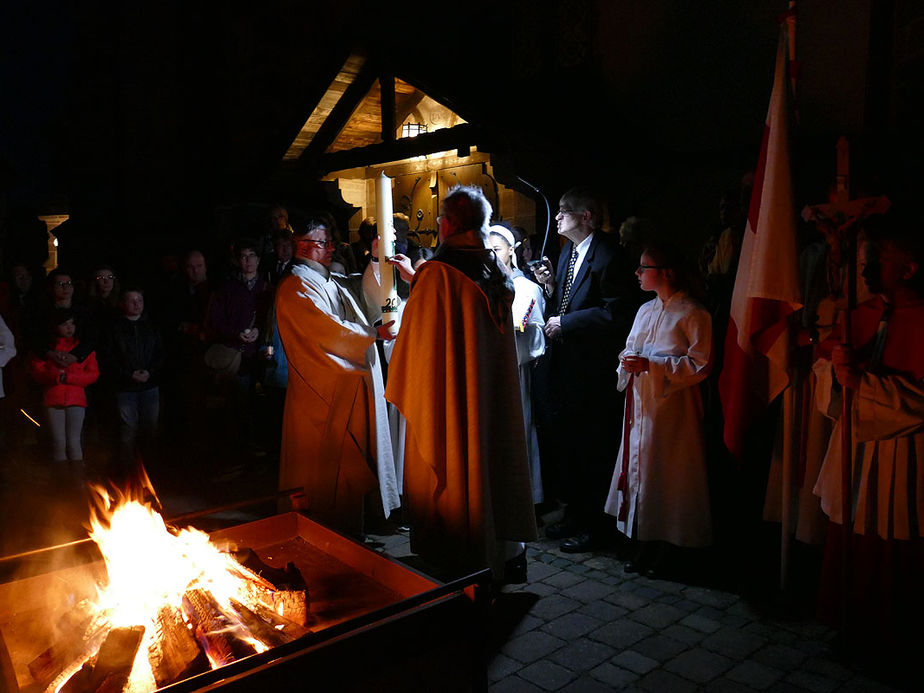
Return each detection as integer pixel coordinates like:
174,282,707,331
545,518,583,540
624,560,641,574
560,532,599,553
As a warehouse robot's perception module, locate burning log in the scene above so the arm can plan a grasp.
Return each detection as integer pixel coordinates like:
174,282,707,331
232,548,310,626
59,625,145,693
229,598,308,648
29,601,112,689
148,604,209,688
182,588,257,667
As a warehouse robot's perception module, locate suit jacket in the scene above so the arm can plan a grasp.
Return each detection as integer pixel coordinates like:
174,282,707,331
548,232,640,401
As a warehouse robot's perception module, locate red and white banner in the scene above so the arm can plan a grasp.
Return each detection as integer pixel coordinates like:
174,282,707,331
719,27,802,461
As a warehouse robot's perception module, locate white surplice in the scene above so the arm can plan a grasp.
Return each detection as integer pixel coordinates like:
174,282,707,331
511,271,545,503
604,291,713,547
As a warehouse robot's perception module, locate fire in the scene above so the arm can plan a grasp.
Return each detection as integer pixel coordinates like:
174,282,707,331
44,479,307,693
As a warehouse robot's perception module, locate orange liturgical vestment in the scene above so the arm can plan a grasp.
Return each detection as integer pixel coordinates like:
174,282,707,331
386,249,538,578
276,261,380,536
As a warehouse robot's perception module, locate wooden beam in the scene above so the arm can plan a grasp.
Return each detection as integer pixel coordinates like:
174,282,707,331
298,64,380,167
380,73,396,143
318,124,482,174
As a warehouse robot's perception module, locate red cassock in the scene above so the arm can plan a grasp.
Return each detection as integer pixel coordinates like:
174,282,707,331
386,260,537,577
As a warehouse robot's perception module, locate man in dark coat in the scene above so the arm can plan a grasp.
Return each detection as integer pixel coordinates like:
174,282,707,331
533,186,641,553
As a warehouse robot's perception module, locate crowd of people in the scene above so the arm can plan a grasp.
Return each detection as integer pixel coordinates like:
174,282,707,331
0,185,921,674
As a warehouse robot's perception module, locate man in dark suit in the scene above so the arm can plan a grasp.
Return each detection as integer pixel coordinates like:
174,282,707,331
263,230,295,287
533,186,641,553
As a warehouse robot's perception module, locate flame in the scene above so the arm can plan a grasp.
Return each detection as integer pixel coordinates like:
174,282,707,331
61,480,274,693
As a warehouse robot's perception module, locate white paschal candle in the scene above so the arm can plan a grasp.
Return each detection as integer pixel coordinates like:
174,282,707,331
376,171,399,316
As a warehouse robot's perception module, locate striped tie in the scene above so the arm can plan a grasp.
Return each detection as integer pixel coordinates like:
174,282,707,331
557,247,579,316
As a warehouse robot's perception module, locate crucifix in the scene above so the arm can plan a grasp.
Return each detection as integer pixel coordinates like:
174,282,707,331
799,135,889,626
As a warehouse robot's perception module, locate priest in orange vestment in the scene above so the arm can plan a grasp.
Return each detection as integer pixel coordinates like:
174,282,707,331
386,185,537,581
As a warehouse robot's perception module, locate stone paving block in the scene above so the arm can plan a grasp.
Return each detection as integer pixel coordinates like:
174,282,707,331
510,613,544,637
605,590,649,610
670,598,701,613
631,633,688,662
725,660,784,690
611,649,659,675
584,569,609,580
540,612,604,640
543,570,586,589
523,582,559,598
518,659,577,691
662,623,706,645
684,585,738,608
561,579,617,603
781,669,839,693
600,575,624,586
576,600,627,621
589,662,640,689
751,643,806,671
628,602,688,629
680,612,722,634
528,593,582,620
488,653,522,682
664,646,734,684
489,675,545,693
727,599,764,621
588,619,654,649
643,577,685,594
583,555,619,571
631,585,664,600
702,626,766,658
550,557,573,568
694,604,726,622
655,594,681,604
706,677,764,692
526,560,562,582
549,639,616,672
762,680,808,693
502,630,567,664
565,563,591,574
636,669,699,693
559,675,622,693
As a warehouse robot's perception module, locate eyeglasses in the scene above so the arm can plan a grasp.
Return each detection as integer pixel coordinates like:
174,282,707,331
637,265,667,272
308,239,333,248
54,280,73,288
96,274,115,281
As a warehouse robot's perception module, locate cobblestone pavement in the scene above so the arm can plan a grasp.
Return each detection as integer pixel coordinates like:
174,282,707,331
365,528,913,693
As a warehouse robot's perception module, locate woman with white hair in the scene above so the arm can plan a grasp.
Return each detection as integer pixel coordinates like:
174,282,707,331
489,225,546,505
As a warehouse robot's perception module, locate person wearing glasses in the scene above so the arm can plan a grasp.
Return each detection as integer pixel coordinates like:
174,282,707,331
530,187,641,554
276,216,399,538
604,242,713,577
25,269,95,372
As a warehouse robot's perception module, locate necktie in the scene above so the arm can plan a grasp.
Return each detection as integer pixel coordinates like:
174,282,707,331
557,247,579,316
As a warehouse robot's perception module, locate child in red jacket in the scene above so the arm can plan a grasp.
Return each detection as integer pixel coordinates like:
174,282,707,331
29,309,100,464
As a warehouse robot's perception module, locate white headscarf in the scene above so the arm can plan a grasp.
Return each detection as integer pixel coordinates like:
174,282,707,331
488,225,519,268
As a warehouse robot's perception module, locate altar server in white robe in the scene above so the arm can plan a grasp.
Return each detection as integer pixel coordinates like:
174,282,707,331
489,225,546,503
276,217,399,537
605,243,712,572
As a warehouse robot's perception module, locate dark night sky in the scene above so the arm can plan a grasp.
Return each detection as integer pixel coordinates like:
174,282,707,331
1,0,918,261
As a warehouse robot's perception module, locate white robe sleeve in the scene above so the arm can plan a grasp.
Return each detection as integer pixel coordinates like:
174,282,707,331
513,276,545,365
646,303,712,399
